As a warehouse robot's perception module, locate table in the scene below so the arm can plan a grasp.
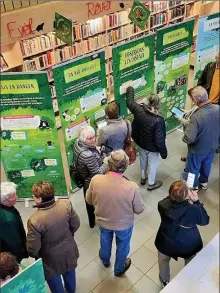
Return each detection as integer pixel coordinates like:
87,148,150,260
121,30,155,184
161,233,219,293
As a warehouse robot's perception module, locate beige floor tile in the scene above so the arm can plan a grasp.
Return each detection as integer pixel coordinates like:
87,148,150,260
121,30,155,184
129,222,156,256
144,234,157,256
130,246,158,273
199,208,219,243
141,210,161,231
127,275,161,293
76,261,108,293
92,264,143,293
134,203,154,225
94,247,116,274
75,221,98,245
77,233,100,272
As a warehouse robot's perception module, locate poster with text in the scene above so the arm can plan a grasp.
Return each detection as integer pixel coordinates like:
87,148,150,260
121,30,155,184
1,259,47,293
194,13,220,85
53,50,107,189
0,72,67,198
155,19,194,132
112,33,155,118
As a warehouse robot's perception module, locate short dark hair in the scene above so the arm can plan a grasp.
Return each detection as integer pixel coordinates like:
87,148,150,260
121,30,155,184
105,102,119,119
32,181,55,202
0,252,19,280
169,180,188,202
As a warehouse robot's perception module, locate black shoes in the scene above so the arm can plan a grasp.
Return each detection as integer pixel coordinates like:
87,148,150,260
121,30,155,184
159,275,169,287
147,180,163,191
99,250,110,268
140,176,148,185
115,258,131,277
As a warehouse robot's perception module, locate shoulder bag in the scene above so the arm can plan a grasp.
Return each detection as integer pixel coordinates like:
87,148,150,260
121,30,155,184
124,120,136,165
70,150,86,189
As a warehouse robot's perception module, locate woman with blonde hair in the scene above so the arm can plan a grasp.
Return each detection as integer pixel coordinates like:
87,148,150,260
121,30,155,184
155,180,209,287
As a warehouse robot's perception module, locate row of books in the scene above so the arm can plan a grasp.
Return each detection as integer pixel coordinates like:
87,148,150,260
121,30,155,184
150,13,168,27
150,1,168,13
169,6,185,19
20,32,65,57
169,1,184,8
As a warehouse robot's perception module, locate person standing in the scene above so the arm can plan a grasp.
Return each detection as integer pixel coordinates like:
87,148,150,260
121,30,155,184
86,150,144,276
197,51,220,105
126,86,167,190
96,102,131,155
72,125,108,228
155,180,209,287
27,181,80,293
0,182,28,263
183,86,220,189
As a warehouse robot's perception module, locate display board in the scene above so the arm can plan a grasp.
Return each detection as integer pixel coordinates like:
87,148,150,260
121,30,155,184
53,50,107,189
194,12,220,85
0,72,67,198
155,19,194,132
1,259,47,293
112,33,155,118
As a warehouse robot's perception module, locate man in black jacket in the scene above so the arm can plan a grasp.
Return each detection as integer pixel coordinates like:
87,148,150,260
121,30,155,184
126,86,167,191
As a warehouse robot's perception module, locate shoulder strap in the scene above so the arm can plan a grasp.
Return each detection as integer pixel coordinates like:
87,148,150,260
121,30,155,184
75,149,86,168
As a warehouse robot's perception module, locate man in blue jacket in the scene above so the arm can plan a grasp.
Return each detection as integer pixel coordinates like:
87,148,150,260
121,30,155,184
183,86,220,189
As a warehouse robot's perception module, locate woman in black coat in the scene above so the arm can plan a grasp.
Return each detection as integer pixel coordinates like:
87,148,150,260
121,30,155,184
155,180,209,287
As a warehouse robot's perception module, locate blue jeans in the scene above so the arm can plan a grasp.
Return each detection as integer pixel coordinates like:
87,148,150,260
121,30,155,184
47,269,76,293
99,226,133,275
186,151,215,187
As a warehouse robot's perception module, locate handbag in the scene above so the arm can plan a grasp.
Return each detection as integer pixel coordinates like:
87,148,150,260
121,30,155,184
70,150,86,189
124,120,136,164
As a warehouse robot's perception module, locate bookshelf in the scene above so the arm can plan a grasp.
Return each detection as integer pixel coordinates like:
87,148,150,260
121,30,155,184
0,1,217,128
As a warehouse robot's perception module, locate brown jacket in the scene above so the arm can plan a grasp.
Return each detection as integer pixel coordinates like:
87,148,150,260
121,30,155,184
27,199,80,280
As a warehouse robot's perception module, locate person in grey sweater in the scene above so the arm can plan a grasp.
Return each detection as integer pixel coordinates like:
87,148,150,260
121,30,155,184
96,102,131,155
73,125,108,228
183,86,220,190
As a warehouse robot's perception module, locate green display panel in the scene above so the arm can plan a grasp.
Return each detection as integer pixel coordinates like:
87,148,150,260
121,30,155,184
128,0,151,30
55,12,73,45
112,33,155,118
1,259,47,293
0,72,67,198
155,19,195,132
53,50,107,189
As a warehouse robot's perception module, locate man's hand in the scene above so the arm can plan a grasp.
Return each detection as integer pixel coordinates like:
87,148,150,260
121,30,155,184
188,189,199,202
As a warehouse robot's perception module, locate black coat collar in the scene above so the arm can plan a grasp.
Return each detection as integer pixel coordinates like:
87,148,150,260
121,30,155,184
33,198,56,209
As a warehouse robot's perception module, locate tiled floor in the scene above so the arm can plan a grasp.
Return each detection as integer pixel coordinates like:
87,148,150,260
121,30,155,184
17,129,219,293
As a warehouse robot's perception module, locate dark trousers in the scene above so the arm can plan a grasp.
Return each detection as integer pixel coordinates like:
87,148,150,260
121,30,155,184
47,269,76,293
83,187,95,227
186,151,215,187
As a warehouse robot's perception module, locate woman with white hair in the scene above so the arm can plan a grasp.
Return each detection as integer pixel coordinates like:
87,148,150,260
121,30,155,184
0,182,28,262
86,150,145,276
73,125,108,228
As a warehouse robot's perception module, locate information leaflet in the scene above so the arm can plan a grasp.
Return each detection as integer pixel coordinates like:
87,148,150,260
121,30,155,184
0,72,67,198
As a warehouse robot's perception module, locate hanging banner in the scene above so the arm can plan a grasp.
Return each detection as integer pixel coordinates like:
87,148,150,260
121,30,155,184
1,259,47,293
128,0,151,30
0,72,67,198
155,19,194,132
112,33,155,118
55,12,73,45
194,13,220,85
53,50,107,189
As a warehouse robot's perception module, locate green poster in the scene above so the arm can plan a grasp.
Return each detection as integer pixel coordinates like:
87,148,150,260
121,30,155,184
129,0,151,30
112,33,155,118
53,50,107,189
1,259,46,293
155,19,195,132
55,12,73,45
0,72,67,198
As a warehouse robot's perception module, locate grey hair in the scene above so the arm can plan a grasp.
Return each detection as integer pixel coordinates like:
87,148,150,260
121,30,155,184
0,182,17,203
108,150,129,173
78,125,95,142
191,86,208,103
145,94,160,110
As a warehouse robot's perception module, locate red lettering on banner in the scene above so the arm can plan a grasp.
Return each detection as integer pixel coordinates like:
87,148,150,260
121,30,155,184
7,18,35,40
86,1,111,18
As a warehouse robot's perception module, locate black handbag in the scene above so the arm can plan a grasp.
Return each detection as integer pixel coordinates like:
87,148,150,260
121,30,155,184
70,150,86,189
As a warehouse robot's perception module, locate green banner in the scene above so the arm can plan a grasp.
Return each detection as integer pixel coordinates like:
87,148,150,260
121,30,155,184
0,72,67,198
128,0,151,30
55,12,73,45
53,51,107,189
1,259,47,293
112,33,155,118
194,13,220,85
155,19,194,132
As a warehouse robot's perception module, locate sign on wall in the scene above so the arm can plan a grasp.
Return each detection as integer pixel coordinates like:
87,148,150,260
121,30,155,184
112,33,155,118
194,12,220,85
53,50,107,189
0,72,67,198
155,19,195,132
55,12,73,45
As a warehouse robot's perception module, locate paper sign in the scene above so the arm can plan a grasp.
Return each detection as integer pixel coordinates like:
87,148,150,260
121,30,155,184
129,0,151,30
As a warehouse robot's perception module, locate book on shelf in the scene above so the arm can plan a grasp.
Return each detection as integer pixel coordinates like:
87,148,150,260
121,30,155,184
150,1,168,13
150,12,168,27
169,1,184,8
106,10,130,29
169,6,185,19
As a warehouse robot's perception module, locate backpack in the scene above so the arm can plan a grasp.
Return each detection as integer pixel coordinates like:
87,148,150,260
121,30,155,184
70,150,86,188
